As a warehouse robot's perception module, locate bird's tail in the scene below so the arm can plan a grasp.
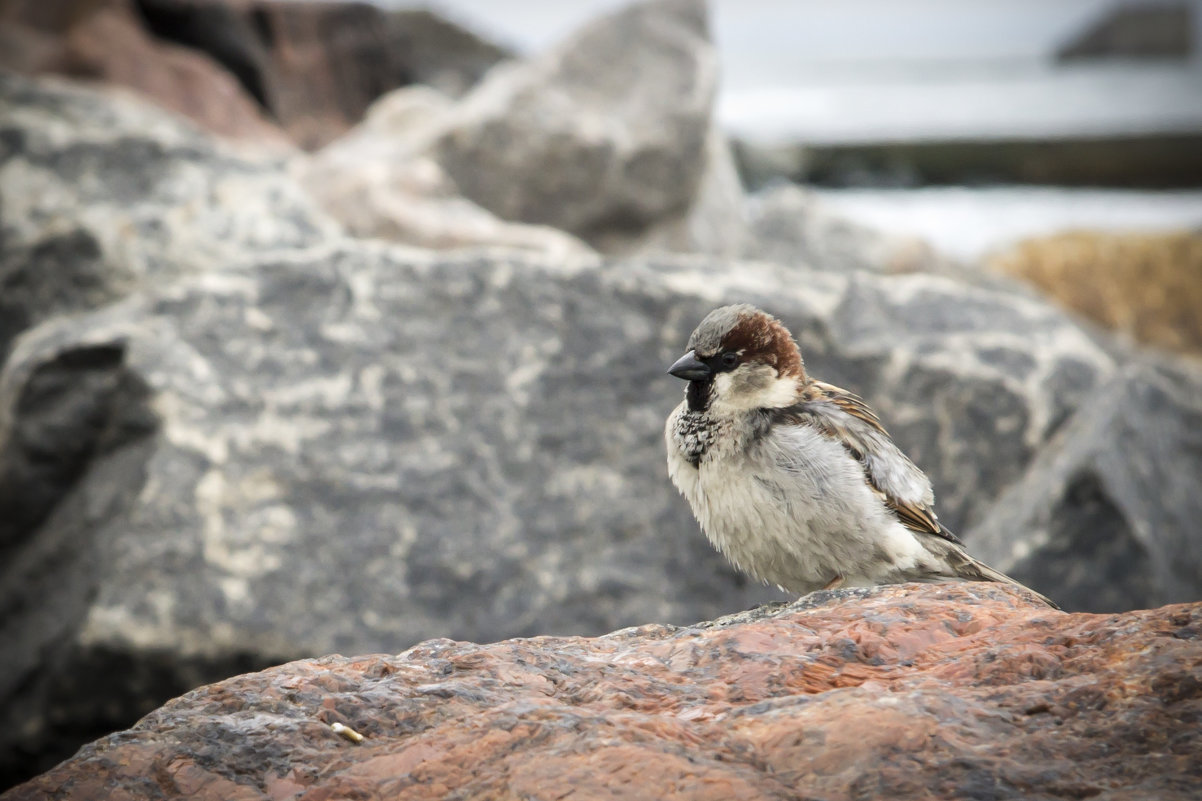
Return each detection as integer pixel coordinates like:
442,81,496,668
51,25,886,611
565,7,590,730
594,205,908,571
920,533,1059,609
963,556,1060,610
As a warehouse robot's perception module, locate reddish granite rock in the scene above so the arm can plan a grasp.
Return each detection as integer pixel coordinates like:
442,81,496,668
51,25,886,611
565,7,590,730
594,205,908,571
0,0,288,145
238,1,512,150
5,583,1199,800
0,0,509,149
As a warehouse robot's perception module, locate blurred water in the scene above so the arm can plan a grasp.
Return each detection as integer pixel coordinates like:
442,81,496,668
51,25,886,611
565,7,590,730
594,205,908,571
720,62,1202,144
812,186,1202,259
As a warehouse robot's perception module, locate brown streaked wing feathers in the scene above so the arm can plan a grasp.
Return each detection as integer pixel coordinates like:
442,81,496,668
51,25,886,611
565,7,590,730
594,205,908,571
804,381,886,434
793,381,962,546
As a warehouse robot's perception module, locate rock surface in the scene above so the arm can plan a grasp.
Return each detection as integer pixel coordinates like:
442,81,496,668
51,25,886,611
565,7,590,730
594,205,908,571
246,1,513,149
299,86,594,256
416,0,745,255
0,71,337,359
0,0,512,149
5,583,1201,801
0,0,289,145
297,0,747,257
971,358,1202,614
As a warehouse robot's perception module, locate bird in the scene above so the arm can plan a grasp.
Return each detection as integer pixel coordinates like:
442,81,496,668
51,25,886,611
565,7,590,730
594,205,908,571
664,303,1057,608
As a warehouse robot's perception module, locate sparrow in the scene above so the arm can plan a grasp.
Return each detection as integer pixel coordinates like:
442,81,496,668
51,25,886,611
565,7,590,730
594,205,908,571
664,303,1057,608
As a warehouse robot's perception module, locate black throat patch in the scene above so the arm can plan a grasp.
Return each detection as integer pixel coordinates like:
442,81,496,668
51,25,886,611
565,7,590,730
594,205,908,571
686,379,713,412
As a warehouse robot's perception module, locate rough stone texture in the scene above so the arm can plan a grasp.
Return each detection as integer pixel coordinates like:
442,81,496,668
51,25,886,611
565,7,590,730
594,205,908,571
0,0,289,145
0,72,338,358
426,0,746,255
970,359,1202,614
6,583,1202,801
299,86,594,256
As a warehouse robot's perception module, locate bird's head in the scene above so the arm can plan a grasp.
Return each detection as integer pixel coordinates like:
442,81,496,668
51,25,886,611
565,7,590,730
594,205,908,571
668,304,806,413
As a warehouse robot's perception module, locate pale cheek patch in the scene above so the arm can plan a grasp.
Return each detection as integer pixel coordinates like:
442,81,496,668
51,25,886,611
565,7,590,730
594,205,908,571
714,366,799,411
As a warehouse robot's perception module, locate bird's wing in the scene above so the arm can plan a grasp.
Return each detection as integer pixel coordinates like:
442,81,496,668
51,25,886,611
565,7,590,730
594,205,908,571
782,381,962,545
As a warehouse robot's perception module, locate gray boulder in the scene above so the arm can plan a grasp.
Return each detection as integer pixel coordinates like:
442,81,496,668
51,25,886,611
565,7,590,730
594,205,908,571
970,358,1202,613
299,86,595,257
297,0,747,257
427,0,745,255
0,72,338,359
0,225,122,363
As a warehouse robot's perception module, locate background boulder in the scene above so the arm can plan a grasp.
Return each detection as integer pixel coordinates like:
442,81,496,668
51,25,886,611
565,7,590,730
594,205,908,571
297,0,746,256
299,86,593,256
971,358,1202,613
243,1,514,149
423,0,746,255
0,0,513,149
0,71,337,359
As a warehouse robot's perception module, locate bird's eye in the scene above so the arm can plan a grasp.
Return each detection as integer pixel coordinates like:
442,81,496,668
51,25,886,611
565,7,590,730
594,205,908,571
720,352,739,368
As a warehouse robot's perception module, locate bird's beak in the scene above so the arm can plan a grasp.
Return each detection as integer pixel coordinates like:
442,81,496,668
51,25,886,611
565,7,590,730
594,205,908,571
667,350,712,381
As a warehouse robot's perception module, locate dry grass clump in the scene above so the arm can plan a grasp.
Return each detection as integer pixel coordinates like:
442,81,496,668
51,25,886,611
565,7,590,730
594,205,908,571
990,229,1202,358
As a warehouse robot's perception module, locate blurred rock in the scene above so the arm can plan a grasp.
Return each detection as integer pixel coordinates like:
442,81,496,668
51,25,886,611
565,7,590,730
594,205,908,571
426,0,745,256
0,72,337,359
132,0,272,107
0,227,122,363
1057,1,1193,61
247,1,513,149
0,0,512,150
741,183,948,274
970,359,1202,613
0,0,289,145
300,86,594,256
7,583,1202,801
990,229,1202,358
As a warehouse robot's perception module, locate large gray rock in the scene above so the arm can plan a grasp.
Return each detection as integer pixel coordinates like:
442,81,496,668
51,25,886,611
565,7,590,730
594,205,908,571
299,86,595,257
426,0,744,255
0,72,337,359
970,359,1202,613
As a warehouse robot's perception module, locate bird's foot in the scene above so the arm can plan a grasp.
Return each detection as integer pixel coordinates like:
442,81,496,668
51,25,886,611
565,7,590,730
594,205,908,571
822,575,845,591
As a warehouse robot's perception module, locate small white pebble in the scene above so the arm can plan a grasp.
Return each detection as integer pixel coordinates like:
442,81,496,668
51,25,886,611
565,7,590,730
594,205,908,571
330,722,366,744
